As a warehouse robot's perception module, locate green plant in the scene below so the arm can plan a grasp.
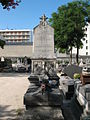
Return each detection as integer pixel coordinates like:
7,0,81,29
73,73,80,79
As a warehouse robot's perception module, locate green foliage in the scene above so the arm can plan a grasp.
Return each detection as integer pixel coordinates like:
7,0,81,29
0,40,5,49
49,0,90,64
73,73,80,79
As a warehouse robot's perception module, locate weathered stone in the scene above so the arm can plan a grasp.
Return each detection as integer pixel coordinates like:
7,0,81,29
59,75,74,99
24,91,48,106
63,64,82,78
48,88,63,106
28,74,40,86
32,15,55,59
23,15,63,119
31,14,56,73
24,87,63,107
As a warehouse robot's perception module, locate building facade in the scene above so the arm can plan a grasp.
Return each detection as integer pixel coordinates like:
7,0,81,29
0,29,32,44
73,23,90,56
0,29,33,59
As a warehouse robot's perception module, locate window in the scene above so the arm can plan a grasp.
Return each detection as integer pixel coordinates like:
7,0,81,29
86,52,88,55
86,46,88,49
26,31,29,35
23,32,25,35
86,40,88,43
17,40,19,42
14,40,17,42
22,35,25,38
8,40,10,42
85,34,87,37
18,36,20,38
6,40,8,42
19,32,21,34
10,36,13,39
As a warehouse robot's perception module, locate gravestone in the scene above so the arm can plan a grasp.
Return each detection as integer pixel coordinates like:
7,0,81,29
1,56,5,62
32,14,55,59
31,14,56,73
79,58,84,67
63,64,82,78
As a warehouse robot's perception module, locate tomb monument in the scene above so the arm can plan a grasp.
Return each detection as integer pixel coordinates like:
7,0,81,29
31,14,56,73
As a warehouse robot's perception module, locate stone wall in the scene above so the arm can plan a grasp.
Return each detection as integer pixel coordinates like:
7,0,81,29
0,45,33,58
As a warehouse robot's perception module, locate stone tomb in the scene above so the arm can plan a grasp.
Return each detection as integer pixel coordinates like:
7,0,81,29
31,14,56,73
63,64,82,78
24,15,64,120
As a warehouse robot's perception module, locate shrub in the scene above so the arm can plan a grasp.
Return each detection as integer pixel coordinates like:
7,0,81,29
73,73,80,79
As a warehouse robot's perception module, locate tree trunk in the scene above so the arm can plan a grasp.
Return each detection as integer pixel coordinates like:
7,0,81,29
76,46,79,65
70,47,72,64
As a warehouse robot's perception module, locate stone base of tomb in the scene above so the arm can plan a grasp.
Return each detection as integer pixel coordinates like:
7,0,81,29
17,106,64,120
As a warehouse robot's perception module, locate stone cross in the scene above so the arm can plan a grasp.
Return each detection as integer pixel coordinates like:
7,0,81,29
40,14,48,26
40,14,48,22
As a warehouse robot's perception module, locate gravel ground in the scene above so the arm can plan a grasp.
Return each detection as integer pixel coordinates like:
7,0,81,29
0,73,30,120
16,107,64,120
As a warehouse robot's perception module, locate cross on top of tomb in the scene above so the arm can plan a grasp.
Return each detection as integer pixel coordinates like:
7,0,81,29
40,14,48,22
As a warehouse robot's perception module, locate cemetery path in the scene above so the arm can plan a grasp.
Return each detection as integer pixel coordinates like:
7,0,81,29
0,73,29,120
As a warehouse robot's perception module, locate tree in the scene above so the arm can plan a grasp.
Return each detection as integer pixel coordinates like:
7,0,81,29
0,39,5,49
0,0,21,10
49,0,90,64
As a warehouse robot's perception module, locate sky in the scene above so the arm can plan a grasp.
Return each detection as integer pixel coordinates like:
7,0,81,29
0,0,73,30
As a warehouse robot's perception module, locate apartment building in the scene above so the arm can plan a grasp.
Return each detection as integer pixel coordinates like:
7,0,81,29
0,29,33,58
73,23,90,56
0,29,32,44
